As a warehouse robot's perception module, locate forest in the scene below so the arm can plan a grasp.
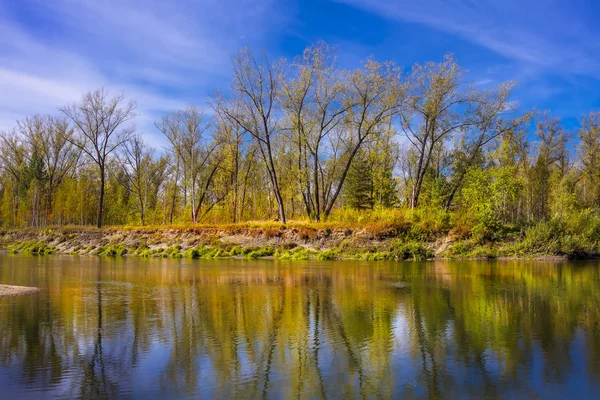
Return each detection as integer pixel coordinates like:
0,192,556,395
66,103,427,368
2,42,600,255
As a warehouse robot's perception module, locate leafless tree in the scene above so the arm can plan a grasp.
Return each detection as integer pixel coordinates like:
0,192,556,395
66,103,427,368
213,49,287,223
18,115,81,221
322,58,405,218
281,41,352,220
400,55,473,208
157,106,224,223
60,88,136,228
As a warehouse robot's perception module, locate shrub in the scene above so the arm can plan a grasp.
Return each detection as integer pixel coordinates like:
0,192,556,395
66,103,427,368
316,249,337,261
183,246,223,259
509,216,599,257
393,241,434,261
277,247,316,260
9,241,57,255
409,207,451,238
98,244,128,256
247,246,275,259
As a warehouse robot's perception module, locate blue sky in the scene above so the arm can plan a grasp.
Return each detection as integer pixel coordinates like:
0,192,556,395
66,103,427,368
1,0,599,147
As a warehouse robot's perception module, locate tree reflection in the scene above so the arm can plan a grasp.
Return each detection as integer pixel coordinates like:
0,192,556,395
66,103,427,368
1,257,600,398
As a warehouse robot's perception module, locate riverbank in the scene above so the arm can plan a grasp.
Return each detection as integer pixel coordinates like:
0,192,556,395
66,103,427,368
1,223,597,261
0,284,40,297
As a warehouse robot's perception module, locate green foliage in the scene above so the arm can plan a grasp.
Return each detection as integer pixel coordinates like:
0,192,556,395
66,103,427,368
407,207,451,239
97,244,128,257
459,166,522,241
8,241,56,255
316,249,337,260
392,241,434,261
343,152,374,210
509,211,600,257
443,240,497,259
183,247,224,259
277,247,316,260
246,246,275,259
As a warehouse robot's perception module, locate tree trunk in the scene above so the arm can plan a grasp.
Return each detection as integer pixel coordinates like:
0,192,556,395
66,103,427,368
313,152,321,221
97,168,105,228
169,157,180,224
324,143,363,218
265,140,286,224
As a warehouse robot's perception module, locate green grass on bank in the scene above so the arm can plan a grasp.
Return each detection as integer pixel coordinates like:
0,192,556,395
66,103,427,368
3,207,600,260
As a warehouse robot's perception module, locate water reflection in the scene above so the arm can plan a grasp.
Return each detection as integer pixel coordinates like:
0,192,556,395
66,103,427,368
1,256,599,398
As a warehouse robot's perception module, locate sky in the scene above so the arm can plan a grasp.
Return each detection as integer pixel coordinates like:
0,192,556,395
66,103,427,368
1,0,599,148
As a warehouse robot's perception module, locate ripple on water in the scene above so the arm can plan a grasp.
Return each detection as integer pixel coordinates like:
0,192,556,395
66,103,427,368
1,256,600,398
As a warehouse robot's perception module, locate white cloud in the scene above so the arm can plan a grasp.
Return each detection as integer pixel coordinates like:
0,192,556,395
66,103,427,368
0,0,289,145
338,0,600,75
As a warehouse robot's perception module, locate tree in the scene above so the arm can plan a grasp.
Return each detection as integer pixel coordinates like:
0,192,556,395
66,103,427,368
401,55,475,208
18,115,81,224
157,106,225,223
214,49,287,223
529,111,569,220
442,84,532,210
281,41,351,220
343,151,374,210
578,111,600,207
322,58,404,218
0,129,28,224
372,139,399,208
60,88,136,228
215,117,256,223
120,135,154,225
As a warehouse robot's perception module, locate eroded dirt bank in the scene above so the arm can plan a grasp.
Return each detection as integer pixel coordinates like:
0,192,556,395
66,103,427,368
0,225,586,261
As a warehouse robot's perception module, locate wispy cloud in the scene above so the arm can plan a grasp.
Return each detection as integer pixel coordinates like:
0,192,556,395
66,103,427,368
338,0,600,75
0,0,289,146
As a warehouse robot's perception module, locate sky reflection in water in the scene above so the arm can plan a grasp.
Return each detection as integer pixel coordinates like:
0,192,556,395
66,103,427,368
0,256,599,399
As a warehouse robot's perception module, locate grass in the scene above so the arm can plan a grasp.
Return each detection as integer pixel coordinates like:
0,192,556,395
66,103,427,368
8,240,56,255
442,240,498,259
3,208,600,260
97,244,128,256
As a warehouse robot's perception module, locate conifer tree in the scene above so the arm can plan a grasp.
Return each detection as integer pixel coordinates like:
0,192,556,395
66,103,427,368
343,153,374,210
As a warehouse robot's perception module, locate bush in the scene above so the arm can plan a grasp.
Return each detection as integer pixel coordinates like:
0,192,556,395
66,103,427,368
393,241,434,261
277,247,316,260
98,244,128,256
246,246,275,259
509,214,600,257
183,246,223,259
316,249,337,261
9,241,57,255
408,207,451,238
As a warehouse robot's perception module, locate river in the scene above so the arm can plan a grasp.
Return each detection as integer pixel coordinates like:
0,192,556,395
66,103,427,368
1,255,599,399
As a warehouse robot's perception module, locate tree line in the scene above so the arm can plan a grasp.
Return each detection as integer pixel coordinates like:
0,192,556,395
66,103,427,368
1,42,599,233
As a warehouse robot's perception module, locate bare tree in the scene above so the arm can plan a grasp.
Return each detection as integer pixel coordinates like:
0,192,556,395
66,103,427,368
157,106,224,223
281,41,351,221
213,49,287,223
119,135,152,225
0,129,28,223
18,115,81,223
322,58,405,218
155,111,183,224
214,116,254,223
400,55,475,208
60,88,136,228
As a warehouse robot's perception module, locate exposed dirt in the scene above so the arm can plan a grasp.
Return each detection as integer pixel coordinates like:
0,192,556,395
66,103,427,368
0,226,390,255
0,226,584,260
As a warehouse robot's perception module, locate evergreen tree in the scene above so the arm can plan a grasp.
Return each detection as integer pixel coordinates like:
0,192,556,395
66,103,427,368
343,153,374,210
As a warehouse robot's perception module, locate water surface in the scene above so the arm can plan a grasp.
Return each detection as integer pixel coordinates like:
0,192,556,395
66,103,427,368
1,255,600,399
